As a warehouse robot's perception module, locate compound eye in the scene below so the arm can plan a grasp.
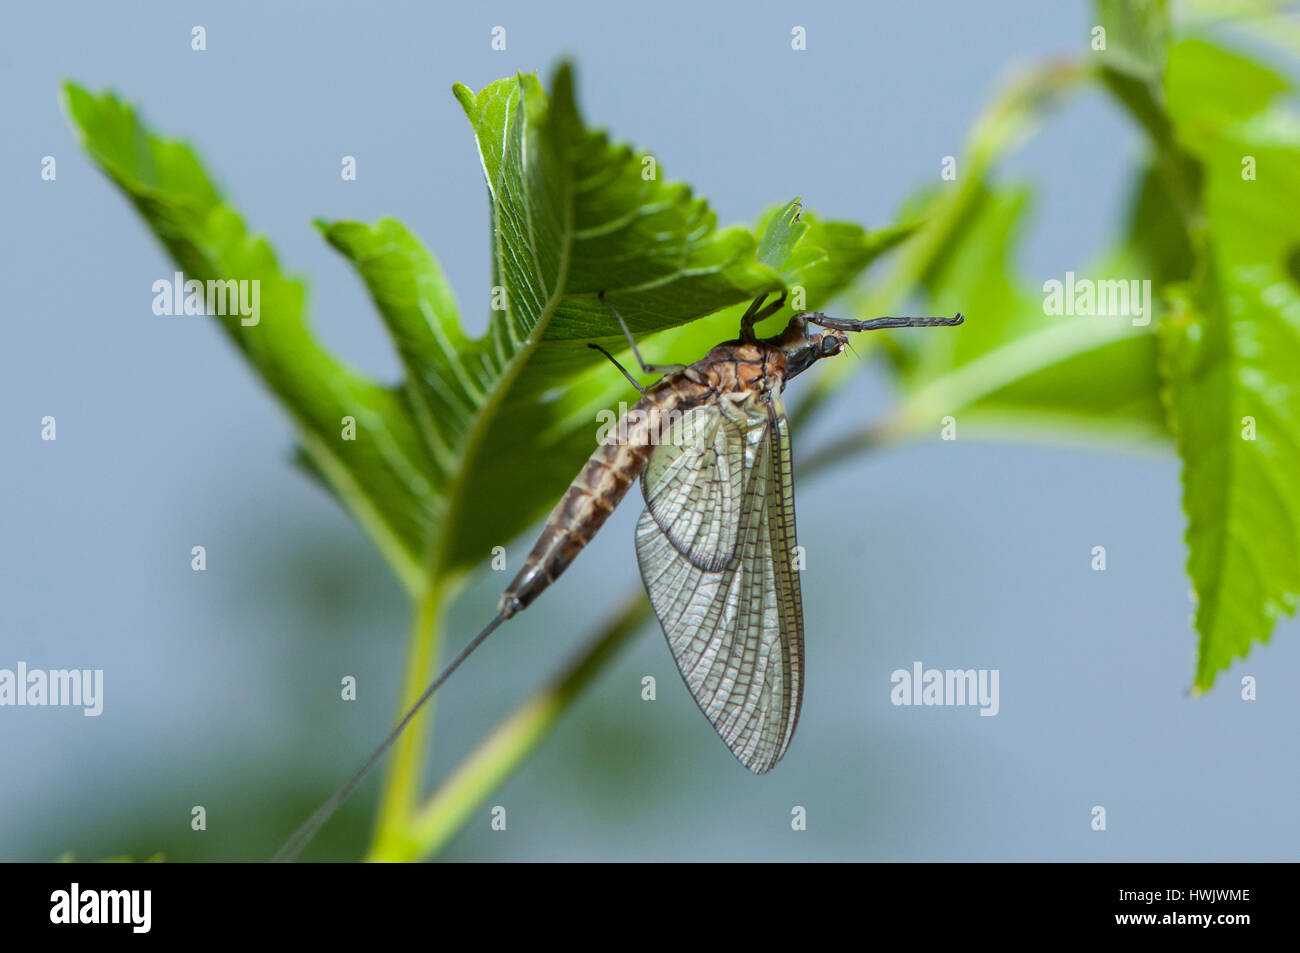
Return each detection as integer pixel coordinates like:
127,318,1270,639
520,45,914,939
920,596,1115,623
822,335,842,355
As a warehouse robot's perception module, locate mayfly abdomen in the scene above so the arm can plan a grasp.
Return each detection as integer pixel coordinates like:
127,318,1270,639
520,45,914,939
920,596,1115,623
498,441,651,616
499,383,705,618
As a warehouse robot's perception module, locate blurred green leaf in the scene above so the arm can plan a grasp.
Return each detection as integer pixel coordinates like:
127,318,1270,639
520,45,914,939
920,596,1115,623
1182,0,1300,59
1097,0,1172,84
793,59,1092,427
1117,163,1197,289
1093,0,1171,137
905,182,1164,437
791,57,1176,472
1165,38,1289,124
1095,0,1203,225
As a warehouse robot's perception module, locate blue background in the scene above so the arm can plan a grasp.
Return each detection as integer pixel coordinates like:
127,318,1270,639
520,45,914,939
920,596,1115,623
3,0,1298,860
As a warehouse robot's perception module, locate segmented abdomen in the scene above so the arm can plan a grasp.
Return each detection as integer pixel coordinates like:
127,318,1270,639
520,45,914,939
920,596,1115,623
499,384,701,617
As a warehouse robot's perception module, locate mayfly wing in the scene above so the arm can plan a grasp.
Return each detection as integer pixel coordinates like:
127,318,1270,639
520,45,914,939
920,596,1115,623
635,396,804,773
765,399,805,755
640,404,746,572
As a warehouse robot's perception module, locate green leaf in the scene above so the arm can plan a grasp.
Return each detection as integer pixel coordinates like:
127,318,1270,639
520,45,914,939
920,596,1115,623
645,202,918,373
62,83,440,594
1162,267,1300,691
324,66,874,580
66,65,887,594
755,196,812,274
1159,38,1300,690
1077,22,1300,688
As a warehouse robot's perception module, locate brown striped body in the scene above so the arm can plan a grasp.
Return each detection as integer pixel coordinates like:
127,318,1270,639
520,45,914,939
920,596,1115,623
499,339,790,618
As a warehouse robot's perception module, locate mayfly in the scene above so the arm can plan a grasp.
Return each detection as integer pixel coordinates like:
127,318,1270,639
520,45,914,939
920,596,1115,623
273,292,962,860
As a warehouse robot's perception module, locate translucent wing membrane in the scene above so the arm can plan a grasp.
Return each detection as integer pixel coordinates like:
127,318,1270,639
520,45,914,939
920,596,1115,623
636,397,805,773
641,405,746,571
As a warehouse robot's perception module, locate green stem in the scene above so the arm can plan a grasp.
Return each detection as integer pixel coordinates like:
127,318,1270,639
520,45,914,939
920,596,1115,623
366,580,454,861
397,590,649,861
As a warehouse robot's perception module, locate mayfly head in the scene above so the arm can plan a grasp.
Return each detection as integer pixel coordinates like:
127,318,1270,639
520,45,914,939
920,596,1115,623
765,315,849,381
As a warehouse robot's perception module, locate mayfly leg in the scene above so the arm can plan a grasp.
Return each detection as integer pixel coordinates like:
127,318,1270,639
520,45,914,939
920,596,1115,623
739,292,787,343
597,291,687,378
588,343,646,394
